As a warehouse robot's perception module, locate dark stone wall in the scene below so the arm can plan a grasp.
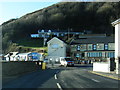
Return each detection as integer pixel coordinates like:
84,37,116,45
2,61,41,76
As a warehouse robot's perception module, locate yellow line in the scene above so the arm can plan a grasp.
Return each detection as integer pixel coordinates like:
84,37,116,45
89,71,120,80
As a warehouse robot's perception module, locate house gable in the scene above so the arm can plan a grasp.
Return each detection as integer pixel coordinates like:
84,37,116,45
47,37,66,46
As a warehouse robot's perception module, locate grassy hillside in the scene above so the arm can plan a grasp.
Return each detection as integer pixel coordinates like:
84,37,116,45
1,2,120,54
16,38,44,47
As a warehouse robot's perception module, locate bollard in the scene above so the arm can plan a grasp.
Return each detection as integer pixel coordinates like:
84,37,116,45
42,62,46,70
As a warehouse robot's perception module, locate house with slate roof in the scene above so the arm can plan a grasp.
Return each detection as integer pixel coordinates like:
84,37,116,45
70,34,115,63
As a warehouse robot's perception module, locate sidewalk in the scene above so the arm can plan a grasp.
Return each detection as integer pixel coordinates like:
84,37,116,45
89,71,120,80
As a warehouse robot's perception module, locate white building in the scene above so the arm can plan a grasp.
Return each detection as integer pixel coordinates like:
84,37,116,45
47,37,67,64
4,52,18,61
112,18,120,74
15,52,43,61
4,52,43,61
15,53,31,61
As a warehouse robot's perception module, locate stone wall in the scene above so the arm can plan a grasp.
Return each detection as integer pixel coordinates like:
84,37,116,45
1,61,41,76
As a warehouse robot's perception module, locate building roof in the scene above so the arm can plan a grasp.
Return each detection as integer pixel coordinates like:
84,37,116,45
17,52,31,55
71,36,114,45
79,34,106,38
111,18,120,26
38,29,60,33
47,37,66,45
4,52,19,57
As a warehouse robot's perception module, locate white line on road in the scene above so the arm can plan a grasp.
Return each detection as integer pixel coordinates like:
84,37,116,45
56,83,62,90
54,74,57,79
91,79,100,82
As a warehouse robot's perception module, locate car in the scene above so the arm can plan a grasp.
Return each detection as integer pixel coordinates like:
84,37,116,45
60,57,74,67
65,58,74,66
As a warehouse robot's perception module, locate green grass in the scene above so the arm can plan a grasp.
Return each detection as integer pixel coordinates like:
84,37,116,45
24,46,47,50
16,37,44,47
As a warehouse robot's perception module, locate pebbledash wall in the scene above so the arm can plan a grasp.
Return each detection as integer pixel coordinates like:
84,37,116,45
47,37,67,62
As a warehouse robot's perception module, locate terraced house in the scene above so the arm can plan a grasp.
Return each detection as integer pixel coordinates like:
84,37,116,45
70,34,115,63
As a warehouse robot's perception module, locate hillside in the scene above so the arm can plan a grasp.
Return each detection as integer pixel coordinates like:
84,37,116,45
1,2,120,54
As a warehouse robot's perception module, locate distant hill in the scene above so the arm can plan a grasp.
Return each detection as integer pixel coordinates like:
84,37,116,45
1,2,120,54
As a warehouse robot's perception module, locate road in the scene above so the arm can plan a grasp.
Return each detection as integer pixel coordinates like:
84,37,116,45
2,64,119,89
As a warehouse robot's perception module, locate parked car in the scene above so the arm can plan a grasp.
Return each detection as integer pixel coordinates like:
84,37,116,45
60,57,74,67
66,58,74,66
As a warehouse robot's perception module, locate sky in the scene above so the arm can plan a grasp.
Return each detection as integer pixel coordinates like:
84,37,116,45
0,0,117,25
0,0,90,25
0,1,59,25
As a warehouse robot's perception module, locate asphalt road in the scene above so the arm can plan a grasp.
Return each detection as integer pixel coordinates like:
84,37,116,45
2,64,119,89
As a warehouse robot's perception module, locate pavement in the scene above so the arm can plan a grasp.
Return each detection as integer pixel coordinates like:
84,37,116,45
89,71,120,80
47,63,120,80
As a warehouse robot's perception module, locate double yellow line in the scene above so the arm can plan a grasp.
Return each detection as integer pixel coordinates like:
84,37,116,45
89,71,120,80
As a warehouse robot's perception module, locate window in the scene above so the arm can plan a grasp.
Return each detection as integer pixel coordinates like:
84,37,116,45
108,43,115,50
61,34,64,36
97,43,104,50
51,44,59,49
80,44,87,51
87,52,102,57
41,30,44,32
48,30,51,33
57,33,59,37
107,52,115,58
89,53,91,57
99,52,102,57
93,44,97,50
105,44,108,50
77,45,80,51
96,53,98,57
76,53,80,57
71,45,76,52
87,44,92,50
87,53,89,57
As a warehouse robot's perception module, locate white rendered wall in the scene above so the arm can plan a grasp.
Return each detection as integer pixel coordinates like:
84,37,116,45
115,23,120,74
115,23,120,58
93,62,110,73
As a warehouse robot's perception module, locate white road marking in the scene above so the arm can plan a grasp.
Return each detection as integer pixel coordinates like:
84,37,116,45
54,74,57,79
56,83,62,90
91,79,100,82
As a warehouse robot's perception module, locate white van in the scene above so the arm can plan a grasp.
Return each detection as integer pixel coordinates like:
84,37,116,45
60,57,67,67
60,57,74,67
